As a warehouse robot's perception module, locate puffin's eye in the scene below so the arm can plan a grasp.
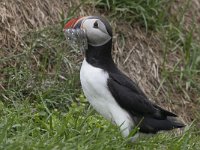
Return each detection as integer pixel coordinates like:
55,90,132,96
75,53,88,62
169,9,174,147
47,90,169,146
93,21,98,28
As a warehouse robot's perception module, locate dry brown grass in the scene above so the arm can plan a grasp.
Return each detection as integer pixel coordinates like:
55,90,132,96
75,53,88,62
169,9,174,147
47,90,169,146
1,0,199,124
171,0,200,41
0,0,71,51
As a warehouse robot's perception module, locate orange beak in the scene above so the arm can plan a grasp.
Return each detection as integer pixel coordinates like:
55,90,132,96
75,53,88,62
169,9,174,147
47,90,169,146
64,17,83,29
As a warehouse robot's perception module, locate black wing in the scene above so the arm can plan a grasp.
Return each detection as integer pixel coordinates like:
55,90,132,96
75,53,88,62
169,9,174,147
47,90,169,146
107,72,176,119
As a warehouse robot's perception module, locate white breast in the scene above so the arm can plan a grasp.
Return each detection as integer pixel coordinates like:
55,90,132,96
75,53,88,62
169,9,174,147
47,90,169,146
80,59,134,137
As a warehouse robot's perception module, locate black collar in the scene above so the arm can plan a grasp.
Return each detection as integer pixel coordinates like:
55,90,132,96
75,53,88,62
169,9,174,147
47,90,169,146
85,40,119,73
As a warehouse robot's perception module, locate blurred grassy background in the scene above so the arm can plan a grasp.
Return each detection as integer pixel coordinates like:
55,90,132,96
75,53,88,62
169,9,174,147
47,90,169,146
0,0,200,149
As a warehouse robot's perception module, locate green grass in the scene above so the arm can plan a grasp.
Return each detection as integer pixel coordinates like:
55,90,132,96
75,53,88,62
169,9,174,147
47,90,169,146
1,0,200,149
90,0,171,30
0,99,200,150
1,84,199,149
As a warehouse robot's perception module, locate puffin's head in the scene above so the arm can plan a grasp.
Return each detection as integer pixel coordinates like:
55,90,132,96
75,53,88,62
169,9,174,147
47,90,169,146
64,16,112,49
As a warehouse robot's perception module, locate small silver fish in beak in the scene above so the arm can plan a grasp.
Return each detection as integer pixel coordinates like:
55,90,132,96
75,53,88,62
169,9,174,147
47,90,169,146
63,17,88,51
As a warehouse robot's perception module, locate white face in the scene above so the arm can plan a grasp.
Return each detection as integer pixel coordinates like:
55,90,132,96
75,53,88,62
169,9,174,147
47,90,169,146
81,19,112,46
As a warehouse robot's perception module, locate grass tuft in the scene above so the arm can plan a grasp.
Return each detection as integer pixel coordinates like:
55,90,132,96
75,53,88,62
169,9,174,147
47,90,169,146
90,0,171,31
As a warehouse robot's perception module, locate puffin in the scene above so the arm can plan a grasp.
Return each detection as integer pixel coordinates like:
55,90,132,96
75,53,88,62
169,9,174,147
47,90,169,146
63,16,185,140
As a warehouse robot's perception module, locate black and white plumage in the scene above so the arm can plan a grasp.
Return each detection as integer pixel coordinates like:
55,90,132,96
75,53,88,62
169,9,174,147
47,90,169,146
64,16,185,140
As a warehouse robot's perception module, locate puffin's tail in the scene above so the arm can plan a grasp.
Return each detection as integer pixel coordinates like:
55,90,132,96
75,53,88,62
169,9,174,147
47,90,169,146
138,116,185,134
